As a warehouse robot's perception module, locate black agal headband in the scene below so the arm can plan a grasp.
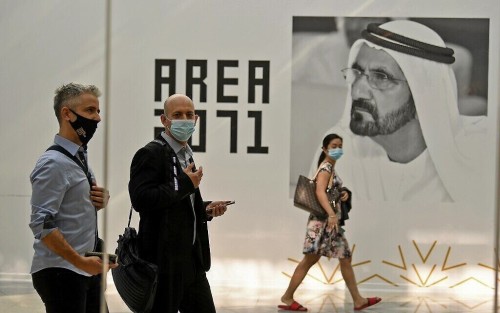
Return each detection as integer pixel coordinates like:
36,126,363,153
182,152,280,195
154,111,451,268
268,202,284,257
361,23,455,64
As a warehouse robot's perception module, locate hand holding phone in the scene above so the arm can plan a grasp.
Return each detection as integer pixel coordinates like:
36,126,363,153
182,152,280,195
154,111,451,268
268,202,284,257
206,200,235,214
85,251,118,264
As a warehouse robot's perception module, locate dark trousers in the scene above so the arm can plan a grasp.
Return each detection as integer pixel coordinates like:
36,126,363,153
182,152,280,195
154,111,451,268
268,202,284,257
32,268,109,313
151,249,216,313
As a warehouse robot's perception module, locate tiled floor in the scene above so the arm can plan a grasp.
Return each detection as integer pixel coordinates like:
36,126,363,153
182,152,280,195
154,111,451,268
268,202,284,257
0,279,496,313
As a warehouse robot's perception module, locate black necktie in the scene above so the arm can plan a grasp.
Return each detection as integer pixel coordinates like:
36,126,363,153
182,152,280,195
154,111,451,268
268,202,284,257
77,150,88,170
76,148,92,186
77,147,98,249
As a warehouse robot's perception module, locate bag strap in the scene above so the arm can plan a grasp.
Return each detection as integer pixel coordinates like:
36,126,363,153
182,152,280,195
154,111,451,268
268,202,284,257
126,138,168,228
313,162,335,189
46,144,98,250
151,138,167,146
46,145,93,187
128,206,133,228
311,166,323,181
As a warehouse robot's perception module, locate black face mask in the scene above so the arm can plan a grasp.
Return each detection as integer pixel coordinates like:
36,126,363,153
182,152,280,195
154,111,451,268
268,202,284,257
68,109,99,145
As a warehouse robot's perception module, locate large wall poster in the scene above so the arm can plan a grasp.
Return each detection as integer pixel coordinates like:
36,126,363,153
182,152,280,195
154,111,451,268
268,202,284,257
289,16,495,292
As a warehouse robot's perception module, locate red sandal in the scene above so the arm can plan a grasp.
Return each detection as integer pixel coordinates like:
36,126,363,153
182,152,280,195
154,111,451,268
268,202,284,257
354,297,381,310
277,300,308,311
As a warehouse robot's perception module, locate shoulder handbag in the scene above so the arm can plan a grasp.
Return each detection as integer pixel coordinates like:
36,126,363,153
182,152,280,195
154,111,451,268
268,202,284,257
111,207,158,313
293,165,340,220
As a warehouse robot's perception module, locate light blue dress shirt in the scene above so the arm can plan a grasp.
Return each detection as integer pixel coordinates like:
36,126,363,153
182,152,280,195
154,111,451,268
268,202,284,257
29,135,96,277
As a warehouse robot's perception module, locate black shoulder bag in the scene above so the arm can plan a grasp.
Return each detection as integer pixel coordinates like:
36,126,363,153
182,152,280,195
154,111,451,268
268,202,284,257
111,139,165,313
111,207,158,313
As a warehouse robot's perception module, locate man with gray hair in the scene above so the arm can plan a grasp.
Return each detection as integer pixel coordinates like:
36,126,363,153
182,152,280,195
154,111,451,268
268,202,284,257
29,83,117,313
312,20,486,202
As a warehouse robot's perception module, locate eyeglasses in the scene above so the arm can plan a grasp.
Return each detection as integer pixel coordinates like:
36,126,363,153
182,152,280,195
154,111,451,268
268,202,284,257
341,68,407,90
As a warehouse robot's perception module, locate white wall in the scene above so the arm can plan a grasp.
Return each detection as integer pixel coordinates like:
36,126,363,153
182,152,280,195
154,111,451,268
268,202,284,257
1,0,499,295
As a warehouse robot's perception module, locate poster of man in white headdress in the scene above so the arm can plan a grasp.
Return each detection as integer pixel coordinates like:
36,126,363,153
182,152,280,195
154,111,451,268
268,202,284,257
288,17,496,291
290,17,490,203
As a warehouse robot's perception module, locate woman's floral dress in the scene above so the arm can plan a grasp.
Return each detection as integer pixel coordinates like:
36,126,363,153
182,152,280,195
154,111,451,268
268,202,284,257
303,162,352,259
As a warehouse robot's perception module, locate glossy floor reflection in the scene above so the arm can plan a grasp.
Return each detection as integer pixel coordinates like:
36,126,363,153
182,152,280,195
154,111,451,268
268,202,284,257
0,280,496,312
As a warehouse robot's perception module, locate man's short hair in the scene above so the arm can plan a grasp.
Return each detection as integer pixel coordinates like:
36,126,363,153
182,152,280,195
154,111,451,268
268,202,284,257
53,83,101,122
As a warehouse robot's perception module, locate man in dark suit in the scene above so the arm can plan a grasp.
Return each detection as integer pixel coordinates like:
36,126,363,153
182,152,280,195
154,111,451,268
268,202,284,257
129,94,229,313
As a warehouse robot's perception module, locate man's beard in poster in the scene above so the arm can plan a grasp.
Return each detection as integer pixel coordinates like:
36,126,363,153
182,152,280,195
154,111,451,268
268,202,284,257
349,97,417,136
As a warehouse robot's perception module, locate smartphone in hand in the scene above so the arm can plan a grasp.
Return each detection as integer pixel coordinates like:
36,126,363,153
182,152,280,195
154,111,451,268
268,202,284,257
206,201,235,213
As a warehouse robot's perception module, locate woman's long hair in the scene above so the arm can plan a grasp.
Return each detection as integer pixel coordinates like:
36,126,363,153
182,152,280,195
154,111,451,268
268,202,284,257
317,133,343,167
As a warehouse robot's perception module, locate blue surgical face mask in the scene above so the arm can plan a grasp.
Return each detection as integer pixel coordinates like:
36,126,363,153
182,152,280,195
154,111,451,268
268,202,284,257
167,118,196,142
328,148,343,160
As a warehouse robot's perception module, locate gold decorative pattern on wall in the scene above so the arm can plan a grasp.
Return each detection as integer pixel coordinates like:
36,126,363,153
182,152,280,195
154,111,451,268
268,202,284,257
382,245,407,270
282,241,495,290
478,249,500,280
283,244,368,285
356,274,398,287
281,258,343,285
450,298,491,310
282,244,398,286
400,264,448,287
383,241,465,288
413,240,436,263
449,277,493,289
382,241,495,289
442,247,466,271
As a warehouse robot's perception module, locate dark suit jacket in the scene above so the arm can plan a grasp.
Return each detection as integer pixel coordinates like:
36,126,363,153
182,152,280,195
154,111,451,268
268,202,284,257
128,135,211,274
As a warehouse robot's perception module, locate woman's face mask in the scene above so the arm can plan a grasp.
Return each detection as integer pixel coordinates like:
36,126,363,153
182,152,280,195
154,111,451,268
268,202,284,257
328,148,344,160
